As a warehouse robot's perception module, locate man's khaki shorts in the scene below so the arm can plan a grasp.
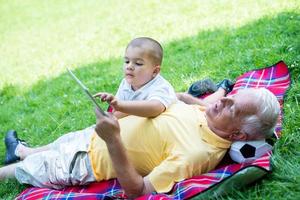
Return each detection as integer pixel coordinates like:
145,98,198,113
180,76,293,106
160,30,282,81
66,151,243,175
15,125,96,189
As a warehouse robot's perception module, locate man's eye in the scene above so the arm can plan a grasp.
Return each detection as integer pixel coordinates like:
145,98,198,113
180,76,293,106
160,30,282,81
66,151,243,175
136,63,143,66
124,60,129,64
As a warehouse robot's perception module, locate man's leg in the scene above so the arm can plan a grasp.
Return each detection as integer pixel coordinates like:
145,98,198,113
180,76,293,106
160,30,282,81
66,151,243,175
6,125,95,163
0,163,18,180
17,144,51,160
5,130,52,164
14,128,95,189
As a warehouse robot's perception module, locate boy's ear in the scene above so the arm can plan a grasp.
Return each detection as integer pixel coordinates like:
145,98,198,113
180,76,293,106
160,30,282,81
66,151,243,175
153,65,161,76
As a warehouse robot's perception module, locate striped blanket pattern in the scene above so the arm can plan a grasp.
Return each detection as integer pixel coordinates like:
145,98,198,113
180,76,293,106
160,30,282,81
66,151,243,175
16,61,290,200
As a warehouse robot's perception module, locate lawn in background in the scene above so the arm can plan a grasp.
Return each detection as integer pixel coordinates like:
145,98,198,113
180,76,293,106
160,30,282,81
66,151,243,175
0,1,299,199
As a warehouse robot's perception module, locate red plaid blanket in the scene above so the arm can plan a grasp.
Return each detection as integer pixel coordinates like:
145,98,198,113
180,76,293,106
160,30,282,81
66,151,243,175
16,61,290,200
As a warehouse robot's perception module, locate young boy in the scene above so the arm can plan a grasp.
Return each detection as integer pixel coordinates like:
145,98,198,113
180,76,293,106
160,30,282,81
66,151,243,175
94,37,177,119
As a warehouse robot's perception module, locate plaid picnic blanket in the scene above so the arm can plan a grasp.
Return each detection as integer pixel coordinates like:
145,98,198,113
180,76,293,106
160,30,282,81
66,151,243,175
16,61,290,200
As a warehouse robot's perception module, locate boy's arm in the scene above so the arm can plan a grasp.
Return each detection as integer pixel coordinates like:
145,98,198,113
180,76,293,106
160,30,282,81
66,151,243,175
113,111,129,119
114,100,165,118
94,92,166,118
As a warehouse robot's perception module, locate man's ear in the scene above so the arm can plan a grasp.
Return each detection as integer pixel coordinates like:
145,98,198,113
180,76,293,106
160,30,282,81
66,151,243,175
230,131,248,141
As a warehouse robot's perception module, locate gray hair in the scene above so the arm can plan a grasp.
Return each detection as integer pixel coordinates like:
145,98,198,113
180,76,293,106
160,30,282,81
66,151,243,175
239,88,280,138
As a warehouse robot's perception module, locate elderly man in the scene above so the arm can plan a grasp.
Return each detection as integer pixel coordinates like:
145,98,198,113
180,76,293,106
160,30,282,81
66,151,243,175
0,88,280,198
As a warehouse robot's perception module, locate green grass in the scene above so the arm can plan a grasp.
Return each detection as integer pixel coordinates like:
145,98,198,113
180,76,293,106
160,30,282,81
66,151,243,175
0,0,299,199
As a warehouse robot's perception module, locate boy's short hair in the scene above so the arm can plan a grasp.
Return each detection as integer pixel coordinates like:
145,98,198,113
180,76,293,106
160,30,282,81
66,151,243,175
126,37,163,66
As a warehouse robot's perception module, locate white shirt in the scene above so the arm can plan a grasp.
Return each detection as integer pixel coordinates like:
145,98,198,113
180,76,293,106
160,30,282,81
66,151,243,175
115,74,177,109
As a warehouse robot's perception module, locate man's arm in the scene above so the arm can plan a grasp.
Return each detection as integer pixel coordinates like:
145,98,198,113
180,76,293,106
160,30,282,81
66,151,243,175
94,109,155,198
177,88,227,107
177,93,209,106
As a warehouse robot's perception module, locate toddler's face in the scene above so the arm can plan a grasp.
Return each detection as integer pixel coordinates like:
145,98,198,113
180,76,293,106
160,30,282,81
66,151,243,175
123,46,159,91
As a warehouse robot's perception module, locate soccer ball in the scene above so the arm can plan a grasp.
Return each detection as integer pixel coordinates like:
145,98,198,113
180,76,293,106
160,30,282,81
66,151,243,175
229,140,272,163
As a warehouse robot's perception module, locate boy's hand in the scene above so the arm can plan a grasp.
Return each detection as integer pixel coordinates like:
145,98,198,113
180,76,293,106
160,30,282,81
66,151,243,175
93,92,114,102
93,92,120,110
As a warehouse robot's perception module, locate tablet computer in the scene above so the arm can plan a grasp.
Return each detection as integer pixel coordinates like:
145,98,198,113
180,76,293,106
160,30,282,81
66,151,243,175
67,68,107,116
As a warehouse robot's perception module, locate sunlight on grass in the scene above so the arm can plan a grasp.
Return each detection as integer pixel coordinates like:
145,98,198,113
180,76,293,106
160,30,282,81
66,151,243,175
0,0,298,90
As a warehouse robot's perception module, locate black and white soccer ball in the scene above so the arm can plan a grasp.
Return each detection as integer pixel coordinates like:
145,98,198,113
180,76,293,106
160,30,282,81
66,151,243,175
229,140,272,163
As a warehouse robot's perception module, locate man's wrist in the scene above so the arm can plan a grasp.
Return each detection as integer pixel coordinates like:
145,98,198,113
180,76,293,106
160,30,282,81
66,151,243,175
105,134,122,146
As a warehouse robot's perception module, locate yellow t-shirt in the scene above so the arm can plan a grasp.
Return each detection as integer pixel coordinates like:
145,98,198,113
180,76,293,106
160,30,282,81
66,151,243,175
88,103,231,193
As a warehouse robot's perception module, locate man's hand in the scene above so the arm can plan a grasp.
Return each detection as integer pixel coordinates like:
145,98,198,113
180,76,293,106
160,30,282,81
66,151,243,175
94,108,120,143
94,107,155,198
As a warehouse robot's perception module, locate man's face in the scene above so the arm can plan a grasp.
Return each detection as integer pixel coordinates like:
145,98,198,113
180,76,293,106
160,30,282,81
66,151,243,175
123,46,159,91
205,91,259,140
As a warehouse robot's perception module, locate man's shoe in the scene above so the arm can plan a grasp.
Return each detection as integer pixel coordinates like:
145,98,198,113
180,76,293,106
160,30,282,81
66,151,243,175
188,78,217,97
216,79,235,94
4,130,27,165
